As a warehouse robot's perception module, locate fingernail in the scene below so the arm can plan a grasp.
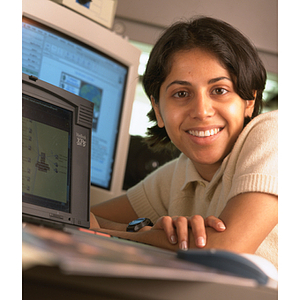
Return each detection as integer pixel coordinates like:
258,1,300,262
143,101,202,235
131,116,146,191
197,237,206,247
217,223,226,230
170,235,177,244
180,241,188,250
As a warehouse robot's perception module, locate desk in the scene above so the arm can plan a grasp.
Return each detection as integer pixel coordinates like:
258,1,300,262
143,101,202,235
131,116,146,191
22,224,277,300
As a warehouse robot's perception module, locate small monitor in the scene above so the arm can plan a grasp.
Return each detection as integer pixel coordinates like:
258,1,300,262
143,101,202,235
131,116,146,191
22,74,94,228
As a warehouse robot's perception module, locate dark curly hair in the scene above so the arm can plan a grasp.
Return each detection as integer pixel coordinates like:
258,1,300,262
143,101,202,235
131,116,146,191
142,16,266,151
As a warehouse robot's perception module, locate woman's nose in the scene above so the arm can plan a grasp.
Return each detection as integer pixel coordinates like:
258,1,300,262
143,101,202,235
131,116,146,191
189,92,214,120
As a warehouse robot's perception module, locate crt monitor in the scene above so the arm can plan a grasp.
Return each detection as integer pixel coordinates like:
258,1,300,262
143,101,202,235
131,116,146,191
22,74,93,229
22,0,141,206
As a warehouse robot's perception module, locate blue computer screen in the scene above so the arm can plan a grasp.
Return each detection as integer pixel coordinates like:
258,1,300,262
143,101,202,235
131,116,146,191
22,17,128,189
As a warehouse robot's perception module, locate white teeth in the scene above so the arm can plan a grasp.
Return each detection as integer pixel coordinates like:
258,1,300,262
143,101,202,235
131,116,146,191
188,128,221,138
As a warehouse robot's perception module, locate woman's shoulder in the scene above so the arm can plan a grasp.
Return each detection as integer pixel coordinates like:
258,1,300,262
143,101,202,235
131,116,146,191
257,109,278,120
247,110,277,132
236,110,278,148
225,110,278,199
227,110,278,173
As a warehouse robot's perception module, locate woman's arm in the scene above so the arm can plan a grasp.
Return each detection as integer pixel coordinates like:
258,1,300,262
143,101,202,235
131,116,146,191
156,192,277,254
200,192,278,253
91,192,277,254
90,194,139,231
90,194,227,249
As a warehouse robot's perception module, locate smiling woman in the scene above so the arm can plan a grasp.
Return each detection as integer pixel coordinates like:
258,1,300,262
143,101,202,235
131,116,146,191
144,17,265,151
91,16,278,269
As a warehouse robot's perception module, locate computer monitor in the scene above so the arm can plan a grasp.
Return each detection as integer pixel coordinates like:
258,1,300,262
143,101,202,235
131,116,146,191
22,0,141,206
22,74,93,228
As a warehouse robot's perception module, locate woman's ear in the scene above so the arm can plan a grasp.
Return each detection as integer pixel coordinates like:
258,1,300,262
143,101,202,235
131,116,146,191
151,96,165,128
244,91,257,118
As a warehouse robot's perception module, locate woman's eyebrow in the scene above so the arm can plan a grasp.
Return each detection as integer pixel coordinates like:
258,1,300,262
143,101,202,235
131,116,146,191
165,80,192,91
208,76,232,84
165,77,232,91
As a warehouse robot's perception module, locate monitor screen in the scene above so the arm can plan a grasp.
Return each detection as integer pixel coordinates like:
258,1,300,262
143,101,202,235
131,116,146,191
22,73,93,228
22,94,72,213
22,17,128,190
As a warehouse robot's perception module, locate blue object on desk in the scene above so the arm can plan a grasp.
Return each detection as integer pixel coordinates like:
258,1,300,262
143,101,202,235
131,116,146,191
177,249,269,285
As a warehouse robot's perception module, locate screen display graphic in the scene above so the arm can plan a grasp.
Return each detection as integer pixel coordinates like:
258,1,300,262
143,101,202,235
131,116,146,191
22,94,72,212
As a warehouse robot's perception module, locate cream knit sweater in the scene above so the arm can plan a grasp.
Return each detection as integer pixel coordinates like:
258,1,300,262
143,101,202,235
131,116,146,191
127,110,278,268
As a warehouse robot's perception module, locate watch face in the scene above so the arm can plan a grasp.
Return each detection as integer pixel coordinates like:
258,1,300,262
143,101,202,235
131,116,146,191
129,218,145,225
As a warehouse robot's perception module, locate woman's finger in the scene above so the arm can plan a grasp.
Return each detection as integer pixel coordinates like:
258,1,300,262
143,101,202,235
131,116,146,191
153,216,178,244
173,216,189,250
204,215,226,231
188,215,206,248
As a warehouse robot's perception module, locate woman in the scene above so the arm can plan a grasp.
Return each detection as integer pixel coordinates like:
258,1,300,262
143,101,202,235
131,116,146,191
90,16,278,268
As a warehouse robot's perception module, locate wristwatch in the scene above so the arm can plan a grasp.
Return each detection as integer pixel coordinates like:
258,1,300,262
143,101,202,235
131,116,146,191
126,218,154,232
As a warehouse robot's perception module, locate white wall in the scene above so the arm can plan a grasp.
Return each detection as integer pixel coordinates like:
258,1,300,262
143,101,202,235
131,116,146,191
113,0,278,74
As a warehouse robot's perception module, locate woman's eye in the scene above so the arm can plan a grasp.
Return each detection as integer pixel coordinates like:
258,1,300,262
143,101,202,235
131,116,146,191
174,91,189,98
212,88,227,95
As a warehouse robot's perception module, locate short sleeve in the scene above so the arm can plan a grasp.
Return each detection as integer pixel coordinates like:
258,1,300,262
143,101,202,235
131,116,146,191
126,158,179,222
227,111,278,200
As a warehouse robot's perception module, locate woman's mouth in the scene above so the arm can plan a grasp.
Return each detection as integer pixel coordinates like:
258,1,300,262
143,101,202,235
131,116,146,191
188,127,222,138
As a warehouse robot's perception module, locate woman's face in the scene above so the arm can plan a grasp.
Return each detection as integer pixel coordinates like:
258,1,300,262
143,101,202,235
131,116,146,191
152,48,255,180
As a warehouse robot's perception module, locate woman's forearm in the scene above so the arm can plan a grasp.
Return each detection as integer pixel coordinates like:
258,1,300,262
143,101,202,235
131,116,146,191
90,213,177,250
92,214,128,232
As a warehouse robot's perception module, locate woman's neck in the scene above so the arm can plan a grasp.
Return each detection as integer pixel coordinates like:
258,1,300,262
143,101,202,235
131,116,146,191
192,161,222,182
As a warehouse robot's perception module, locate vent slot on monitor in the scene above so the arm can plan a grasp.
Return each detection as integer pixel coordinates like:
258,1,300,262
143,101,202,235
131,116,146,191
77,104,94,128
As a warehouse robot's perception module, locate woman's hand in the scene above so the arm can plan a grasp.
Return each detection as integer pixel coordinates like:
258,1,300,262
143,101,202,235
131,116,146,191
152,215,226,250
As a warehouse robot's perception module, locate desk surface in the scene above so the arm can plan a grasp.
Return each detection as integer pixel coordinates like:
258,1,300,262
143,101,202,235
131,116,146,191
22,223,277,300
